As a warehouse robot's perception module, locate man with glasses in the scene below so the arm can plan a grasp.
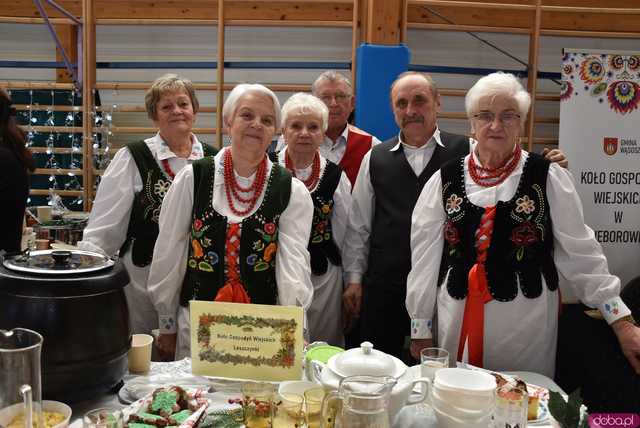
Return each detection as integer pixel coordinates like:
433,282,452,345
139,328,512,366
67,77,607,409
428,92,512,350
276,71,382,187
342,71,566,359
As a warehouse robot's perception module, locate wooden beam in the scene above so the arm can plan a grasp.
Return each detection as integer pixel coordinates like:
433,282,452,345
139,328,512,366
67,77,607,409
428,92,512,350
365,0,403,44
30,189,83,196
408,1,640,33
54,24,77,83
526,0,541,153
350,0,359,87
5,1,639,33
216,0,225,149
82,0,96,211
409,22,531,34
4,1,354,22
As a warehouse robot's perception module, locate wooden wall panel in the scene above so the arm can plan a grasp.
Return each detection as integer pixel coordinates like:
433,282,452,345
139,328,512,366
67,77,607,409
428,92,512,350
408,1,640,33
5,1,354,23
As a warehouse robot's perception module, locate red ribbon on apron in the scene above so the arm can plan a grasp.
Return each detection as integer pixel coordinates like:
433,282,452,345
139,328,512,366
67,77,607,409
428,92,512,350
457,206,496,367
214,222,250,304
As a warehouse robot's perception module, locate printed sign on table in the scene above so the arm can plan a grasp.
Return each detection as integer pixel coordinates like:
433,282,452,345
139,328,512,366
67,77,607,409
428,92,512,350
559,49,640,287
190,301,303,381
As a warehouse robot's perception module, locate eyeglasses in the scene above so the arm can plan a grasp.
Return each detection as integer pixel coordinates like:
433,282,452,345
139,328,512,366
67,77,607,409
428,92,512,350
473,111,521,126
318,93,351,104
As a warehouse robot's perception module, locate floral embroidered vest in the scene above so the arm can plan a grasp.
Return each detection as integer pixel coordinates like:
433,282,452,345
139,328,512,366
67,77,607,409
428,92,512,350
120,140,216,267
438,153,559,302
179,156,292,307
270,153,342,275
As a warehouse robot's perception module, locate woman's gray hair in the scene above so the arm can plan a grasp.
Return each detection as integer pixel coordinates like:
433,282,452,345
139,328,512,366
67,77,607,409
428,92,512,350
145,73,199,120
222,84,281,128
281,92,329,132
465,72,531,124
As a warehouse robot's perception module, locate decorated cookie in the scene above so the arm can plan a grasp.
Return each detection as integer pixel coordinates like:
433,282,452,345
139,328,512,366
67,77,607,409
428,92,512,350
129,412,168,427
150,390,181,417
126,423,157,428
168,410,192,425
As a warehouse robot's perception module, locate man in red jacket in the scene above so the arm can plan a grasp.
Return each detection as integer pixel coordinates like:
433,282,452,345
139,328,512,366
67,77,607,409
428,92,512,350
310,71,382,186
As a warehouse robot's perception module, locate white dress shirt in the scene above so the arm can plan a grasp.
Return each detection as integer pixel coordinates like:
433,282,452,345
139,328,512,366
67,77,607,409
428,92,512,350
406,150,631,376
275,125,382,165
319,125,382,165
277,148,352,346
147,147,314,358
342,127,473,284
79,133,206,334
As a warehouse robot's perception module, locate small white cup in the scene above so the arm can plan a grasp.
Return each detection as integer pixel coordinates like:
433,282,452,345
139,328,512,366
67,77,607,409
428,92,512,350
128,334,153,374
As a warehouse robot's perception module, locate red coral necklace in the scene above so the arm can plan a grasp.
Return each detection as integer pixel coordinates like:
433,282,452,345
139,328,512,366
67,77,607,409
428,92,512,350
223,149,267,216
468,145,521,187
161,159,175,180
285,151,320,191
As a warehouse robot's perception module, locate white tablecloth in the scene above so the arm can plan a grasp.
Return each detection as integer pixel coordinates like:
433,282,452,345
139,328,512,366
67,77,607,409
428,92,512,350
69,360,566,428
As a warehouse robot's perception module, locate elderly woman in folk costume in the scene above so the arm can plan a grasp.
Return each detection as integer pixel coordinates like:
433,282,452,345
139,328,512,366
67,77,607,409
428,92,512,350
148,84,314,360
79,74,217,336
406,72,640,377
273,93,352,347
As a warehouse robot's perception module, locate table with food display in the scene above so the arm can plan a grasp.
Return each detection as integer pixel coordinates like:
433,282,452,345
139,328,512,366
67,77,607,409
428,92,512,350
68,359,566,428
0,247,582,428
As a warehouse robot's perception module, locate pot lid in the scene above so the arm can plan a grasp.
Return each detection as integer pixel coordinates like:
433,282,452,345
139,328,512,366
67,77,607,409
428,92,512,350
305,344,344,364
327,341,406,378
3,250,114,275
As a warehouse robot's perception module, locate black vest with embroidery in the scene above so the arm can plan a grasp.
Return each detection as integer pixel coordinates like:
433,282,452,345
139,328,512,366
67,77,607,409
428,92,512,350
120,140,217,267
367,132,469,285
269,153,343,275
179,156,292,307
438,152,559,301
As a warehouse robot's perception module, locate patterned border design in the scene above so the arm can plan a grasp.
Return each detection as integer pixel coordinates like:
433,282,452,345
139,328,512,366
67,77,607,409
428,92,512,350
196,313,297,368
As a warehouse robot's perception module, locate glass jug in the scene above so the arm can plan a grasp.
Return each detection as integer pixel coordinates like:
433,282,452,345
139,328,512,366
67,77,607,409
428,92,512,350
0,328,44,428
320,375,395,428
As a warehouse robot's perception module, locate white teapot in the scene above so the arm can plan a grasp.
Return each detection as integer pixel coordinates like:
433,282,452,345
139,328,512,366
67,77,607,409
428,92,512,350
308,341,430,422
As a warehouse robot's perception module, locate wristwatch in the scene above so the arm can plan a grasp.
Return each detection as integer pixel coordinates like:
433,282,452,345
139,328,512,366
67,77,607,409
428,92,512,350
617,314,639,327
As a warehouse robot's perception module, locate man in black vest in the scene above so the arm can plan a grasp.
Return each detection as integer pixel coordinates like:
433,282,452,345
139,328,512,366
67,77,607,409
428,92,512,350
341,72,470,359
342,72,565,359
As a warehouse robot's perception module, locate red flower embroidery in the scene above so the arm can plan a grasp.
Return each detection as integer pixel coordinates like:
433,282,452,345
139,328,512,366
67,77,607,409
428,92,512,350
193,218,203,231
264,222,276,234
510,221,539,247
444,221,460,246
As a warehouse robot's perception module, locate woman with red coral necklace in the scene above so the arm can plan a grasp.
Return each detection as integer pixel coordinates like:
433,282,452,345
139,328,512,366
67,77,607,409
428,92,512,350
407,72,640,378
274,93,352,347
148,84,314,360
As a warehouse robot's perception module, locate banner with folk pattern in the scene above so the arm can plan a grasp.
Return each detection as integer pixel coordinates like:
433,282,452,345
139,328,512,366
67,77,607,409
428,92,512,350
559,49,640,288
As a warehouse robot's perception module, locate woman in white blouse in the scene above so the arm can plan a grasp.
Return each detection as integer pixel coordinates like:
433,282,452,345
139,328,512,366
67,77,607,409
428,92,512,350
148,84,314,360
79,74,216,336
275,93,352,346
406,72,640,377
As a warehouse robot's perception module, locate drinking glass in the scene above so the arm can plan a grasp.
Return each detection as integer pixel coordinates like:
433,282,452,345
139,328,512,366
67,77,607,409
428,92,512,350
0,328,43,428
240,382,275,428
272,393,304,428
304,387,326,428
83,408,123,428
420,347,449,382
493,384,528,428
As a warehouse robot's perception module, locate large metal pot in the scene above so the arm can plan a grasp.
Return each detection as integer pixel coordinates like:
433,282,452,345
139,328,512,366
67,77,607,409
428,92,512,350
0,249,130,402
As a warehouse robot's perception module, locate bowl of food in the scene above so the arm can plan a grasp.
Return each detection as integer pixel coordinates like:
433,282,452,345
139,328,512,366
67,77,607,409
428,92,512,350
0,400,72,428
